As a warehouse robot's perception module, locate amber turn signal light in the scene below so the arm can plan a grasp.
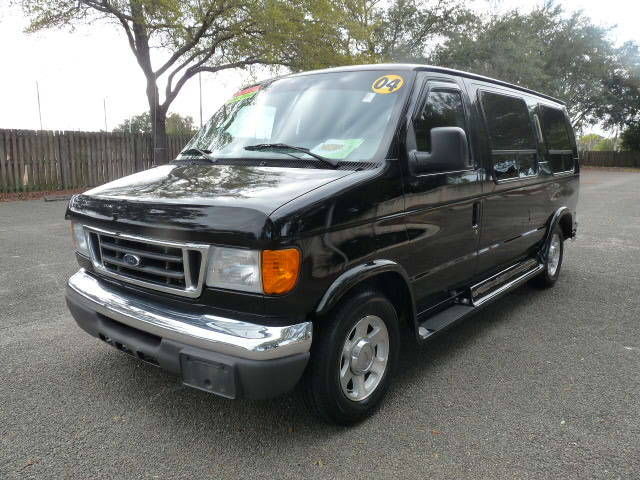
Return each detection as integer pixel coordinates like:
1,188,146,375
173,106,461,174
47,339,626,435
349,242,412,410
261,249,301,295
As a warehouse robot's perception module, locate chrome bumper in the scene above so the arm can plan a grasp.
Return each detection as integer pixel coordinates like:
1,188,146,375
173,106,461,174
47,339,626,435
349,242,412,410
66,270,312,361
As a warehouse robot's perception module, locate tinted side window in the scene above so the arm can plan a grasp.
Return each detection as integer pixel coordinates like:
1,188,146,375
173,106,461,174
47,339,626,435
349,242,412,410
493,153,537,180
414,90,466,152
481,92,536,150
539,106,574,173
539,106,572,150
481,91,538,180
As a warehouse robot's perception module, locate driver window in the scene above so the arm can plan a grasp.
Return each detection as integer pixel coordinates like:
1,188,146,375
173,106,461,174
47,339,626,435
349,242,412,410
414,89,467,152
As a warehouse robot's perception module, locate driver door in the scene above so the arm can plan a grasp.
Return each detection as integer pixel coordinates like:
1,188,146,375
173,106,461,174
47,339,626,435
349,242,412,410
402,75,483,313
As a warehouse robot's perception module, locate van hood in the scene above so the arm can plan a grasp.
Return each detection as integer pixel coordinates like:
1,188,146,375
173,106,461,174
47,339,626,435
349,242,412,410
68,164,355,245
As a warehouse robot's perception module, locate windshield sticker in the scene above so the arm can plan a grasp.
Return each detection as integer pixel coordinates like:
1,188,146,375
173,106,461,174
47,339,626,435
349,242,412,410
227,85,261,104
362,92,376,103
311,139,364,160
371,75,404,94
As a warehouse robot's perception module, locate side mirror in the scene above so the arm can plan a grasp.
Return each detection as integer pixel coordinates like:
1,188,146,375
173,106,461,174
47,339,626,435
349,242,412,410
410,127,469,173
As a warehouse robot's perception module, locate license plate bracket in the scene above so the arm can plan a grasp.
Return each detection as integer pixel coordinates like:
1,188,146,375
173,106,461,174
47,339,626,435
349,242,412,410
180,354,237,399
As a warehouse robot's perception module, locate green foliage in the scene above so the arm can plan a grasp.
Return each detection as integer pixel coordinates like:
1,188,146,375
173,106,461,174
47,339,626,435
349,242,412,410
18,1,369,81
113,112,151,135
338,0,473,62
621,122,640,152
113,112,196,135
578,133,605,151
166,113,197,135
429,2,640,131
597,42,640,128
593,138,616,151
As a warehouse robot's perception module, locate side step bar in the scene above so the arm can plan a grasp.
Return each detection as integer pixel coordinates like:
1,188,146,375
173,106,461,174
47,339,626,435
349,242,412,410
418,305,475,339
471,260,543,307
418,259,544,340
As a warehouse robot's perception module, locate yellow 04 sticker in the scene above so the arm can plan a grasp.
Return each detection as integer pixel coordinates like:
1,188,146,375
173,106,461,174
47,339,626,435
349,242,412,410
371,75,404,94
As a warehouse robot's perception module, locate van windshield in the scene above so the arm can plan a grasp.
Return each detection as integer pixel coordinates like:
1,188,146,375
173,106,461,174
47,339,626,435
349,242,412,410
181,70,411,163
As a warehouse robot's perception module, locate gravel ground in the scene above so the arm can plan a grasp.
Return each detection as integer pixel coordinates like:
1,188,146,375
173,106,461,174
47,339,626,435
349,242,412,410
1,168,639,479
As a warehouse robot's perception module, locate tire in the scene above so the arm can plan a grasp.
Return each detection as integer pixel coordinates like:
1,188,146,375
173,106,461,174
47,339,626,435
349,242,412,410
302,289,400,425
532,224,564,288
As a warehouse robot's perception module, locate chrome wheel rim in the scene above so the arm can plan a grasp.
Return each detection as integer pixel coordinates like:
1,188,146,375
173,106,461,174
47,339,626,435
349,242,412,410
548,233,561,277
339,315,389,402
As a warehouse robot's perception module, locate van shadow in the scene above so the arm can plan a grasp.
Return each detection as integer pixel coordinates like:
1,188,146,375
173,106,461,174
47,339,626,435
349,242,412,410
83,284,539,444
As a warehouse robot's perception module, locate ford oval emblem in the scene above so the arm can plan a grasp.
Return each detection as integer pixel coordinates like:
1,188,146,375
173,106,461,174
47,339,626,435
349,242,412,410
123,253,141,267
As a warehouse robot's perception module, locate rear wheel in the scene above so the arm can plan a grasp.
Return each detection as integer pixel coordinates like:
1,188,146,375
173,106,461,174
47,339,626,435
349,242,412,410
532,225,564,288
303,289,400,425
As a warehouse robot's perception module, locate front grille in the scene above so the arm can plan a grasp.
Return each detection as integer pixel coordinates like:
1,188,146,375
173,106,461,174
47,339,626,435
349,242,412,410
85,227,209,298
97,233,189,288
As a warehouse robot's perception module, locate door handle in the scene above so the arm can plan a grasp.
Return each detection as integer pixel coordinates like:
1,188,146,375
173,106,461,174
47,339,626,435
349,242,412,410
472,201,481,230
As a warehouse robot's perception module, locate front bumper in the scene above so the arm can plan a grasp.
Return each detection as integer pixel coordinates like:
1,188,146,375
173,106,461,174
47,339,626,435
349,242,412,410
66,270,312,399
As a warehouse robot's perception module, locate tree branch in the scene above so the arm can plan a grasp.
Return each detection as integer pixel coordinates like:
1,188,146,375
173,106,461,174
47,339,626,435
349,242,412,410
80,0,137,58
163,47,211,105
163,58,283,110
163,30,244,103
154,4,230,78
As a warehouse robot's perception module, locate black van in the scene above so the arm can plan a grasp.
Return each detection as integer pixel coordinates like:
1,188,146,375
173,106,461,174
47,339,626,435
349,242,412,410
65,64,579,424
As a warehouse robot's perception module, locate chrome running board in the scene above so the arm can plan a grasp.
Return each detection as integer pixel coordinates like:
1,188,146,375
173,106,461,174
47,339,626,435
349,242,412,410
417,258,544,340
471,259,543,307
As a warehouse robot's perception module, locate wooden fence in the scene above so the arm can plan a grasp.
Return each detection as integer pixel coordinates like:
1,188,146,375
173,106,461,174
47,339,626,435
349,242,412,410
580,150,640,168
0,129,191,193
2,129,639,193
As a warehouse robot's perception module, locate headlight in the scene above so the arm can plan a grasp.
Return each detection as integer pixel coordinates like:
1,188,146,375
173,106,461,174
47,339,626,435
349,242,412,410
206,247,262,293
205,247,301,294
71,222,90,257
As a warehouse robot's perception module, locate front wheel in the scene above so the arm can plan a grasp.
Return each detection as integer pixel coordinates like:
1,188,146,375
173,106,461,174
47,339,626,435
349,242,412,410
302,289,400,425
532,225,564,288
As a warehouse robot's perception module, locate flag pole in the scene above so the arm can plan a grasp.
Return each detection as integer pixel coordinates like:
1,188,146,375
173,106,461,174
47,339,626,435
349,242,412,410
36,81,43,130
199,72,203,128
103,97,108,132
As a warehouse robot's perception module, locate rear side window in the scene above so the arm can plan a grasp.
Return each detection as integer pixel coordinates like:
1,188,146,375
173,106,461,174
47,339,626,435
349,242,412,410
414,90,467,152
539,106,571,150
481,92,536,150
480,91,538,180
539,106,575,173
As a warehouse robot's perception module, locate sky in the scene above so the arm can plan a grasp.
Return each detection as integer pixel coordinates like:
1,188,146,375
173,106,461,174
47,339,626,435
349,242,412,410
1,0,639,133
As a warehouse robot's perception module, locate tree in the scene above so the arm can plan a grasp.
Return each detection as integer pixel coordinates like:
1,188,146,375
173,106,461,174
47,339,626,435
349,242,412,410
429,2,640,131
114,112,196,135
578,133,604,151
113,112,152,135
19,0,365,163
621,122,640,152
595,42,640,129
341,0,473,62
166,113,197,136
593,137,616,151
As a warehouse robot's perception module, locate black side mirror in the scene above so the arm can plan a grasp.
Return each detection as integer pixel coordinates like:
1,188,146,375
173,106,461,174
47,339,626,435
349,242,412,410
410,127,469,173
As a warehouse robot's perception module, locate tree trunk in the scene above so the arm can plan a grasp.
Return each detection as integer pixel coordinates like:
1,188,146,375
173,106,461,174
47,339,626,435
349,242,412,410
144,69,168,164
151,109,168,165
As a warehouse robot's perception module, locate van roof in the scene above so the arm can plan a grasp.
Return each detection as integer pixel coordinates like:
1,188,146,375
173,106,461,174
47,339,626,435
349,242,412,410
258,63,565,106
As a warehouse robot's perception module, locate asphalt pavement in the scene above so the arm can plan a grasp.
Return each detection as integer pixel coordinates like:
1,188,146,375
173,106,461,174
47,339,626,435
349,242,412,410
1,168,639,479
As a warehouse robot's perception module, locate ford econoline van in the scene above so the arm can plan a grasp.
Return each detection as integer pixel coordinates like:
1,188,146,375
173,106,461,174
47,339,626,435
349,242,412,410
65,64,579,424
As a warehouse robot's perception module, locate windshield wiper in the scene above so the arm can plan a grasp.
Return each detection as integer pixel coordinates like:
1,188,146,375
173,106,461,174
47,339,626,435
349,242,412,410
178,148,217,163
244,143,339,168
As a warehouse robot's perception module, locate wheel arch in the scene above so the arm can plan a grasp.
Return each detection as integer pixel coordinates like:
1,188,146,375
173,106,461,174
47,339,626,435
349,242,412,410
315,260,417,336
558,213,574,240
541,207,573,259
